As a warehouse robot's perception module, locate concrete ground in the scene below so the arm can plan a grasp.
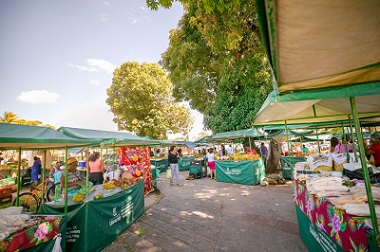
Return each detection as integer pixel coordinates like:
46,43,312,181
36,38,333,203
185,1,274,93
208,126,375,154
103,171,307,252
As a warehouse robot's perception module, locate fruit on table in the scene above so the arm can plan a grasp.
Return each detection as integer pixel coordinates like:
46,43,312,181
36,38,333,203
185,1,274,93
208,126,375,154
102,181,116,190
93,192,104,200
73,193,85,203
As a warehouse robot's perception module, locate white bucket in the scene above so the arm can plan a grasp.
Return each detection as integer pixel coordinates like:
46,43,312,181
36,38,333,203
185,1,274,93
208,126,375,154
108,170,121,180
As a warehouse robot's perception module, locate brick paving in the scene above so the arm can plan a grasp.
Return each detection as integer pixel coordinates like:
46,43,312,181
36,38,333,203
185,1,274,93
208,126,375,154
103,171,307,252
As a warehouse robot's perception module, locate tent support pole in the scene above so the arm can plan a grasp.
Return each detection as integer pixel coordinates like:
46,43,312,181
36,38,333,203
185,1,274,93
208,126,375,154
315,126,320,154
350,97,379,244
64,147,69,216
15,147,22,206
41,150,47,204
348,115,358,162
285,121,294,170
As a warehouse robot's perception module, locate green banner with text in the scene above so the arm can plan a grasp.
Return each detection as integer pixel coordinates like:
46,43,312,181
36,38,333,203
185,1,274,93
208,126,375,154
215,160,265,185
40,181,144,252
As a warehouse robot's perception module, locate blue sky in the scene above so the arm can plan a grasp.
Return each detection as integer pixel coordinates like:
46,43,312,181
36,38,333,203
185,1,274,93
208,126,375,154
0,0,205,140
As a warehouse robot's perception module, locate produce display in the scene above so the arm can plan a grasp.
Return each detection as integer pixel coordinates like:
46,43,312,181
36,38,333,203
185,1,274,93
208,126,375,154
218,153,261,161
73,192,85,203
93,192,104,200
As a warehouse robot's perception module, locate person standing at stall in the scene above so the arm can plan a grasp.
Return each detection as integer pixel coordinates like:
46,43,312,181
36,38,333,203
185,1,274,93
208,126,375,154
88,152,104,185
61,157,86,191
30,156,41,190
206,148,216,179
365,133,380,167
168,146,181,186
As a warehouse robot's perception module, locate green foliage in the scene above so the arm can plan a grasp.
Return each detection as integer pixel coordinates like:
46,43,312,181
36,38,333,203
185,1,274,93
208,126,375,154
106,62,193,139
153,0,272,133
0,111,55,129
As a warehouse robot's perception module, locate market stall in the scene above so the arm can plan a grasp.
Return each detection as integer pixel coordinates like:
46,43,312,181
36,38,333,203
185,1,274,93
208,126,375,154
58,126,162,196
40,180,144,251
216,159,266,185
255,0,380,249
293,179,372,252
0,123,100,251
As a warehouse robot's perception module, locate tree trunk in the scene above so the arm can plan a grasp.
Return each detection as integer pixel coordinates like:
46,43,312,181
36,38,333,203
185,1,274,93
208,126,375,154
266,138,281,174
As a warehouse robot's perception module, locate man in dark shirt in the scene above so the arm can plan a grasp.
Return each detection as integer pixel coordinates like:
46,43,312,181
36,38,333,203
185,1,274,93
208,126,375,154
168,146,181,186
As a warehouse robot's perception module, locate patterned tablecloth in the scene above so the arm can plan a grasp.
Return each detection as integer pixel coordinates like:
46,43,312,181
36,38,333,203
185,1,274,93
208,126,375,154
0,215,62,252
293,180,370,251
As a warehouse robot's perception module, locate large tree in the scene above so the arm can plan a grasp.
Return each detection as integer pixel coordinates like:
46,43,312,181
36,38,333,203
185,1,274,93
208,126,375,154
149,0,272,133
106,62,193,139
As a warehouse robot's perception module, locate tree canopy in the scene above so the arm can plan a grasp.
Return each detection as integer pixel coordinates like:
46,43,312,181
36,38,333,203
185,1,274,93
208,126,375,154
0,111,55,129
106,62,193,140
149,0,272,133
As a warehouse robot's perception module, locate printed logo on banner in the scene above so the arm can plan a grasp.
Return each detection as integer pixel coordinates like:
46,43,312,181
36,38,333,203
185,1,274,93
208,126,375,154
225,167,241,175
109,203,134,227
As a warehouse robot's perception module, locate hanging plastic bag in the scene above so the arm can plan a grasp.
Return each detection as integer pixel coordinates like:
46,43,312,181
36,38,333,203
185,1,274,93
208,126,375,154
166,169,172,179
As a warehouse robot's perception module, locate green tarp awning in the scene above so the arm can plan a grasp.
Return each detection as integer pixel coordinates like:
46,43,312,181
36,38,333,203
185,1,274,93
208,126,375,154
253,89,380,126
256,0,380,93
0,123,100,149
57,126,161,146
208,128,263,142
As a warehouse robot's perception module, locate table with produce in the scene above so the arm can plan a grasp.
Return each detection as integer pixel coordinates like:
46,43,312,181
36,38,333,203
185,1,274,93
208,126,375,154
40,178,144,251
215,153,266,185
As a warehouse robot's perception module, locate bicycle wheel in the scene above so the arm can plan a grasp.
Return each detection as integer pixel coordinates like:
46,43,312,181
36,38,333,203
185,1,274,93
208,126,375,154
46,182,59,202
13,192,40,213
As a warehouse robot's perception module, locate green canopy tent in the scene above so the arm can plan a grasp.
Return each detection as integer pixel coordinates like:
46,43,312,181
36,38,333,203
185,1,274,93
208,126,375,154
57,126,162,147
0,123,100,216
0,123,101,150
208,128,263,143
255,0,380,247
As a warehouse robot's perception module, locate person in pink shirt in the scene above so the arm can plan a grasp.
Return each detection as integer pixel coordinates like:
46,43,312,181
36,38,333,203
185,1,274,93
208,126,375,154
88,152,104,185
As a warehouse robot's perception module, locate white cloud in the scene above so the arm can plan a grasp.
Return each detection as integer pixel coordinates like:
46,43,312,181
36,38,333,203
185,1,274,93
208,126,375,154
17,90,60,104
91,80,101,86
103,1,110,7
87,59,116,74
68,63,98,73
68,59,116,75
99,13,110,23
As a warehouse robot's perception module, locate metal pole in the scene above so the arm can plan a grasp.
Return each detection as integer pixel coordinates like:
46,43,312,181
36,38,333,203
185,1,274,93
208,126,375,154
348,116,358,162
285,121,294,171
64,147,69,215
350,97,379,243
15,148,22,206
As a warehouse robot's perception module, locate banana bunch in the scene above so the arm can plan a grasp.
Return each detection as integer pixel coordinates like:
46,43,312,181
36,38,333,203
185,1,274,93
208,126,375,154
93,192,104,200
73,192,85,203
102,180,116,190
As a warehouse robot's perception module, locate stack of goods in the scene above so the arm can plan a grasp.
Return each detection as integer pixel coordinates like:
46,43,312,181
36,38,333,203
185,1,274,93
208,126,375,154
305,177,349,197
308,154,333,172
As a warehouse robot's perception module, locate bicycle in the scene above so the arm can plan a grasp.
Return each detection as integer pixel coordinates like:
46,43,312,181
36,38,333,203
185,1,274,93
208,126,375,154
13,177,59,213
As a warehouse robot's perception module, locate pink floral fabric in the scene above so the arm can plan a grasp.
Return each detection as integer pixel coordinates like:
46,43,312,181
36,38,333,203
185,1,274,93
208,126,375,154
0,215,62,252
293,180,370,251
118,146,154,196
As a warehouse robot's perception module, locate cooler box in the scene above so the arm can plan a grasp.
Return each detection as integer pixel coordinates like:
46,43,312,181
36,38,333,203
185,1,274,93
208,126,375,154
189,165,202,179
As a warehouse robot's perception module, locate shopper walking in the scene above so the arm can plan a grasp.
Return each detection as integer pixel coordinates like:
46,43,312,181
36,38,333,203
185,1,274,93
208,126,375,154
168,146,181,186
206,148,216,179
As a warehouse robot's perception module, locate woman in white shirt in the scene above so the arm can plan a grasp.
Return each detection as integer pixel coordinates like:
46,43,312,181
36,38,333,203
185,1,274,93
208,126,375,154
206,148,216,179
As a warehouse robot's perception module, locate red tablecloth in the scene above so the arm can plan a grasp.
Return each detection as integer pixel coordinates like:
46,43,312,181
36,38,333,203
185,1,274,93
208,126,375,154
293,180,370,251
0,215,62,252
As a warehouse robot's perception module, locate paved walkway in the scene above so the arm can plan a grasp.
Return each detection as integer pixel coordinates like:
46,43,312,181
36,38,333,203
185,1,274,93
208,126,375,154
103,171,307,252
